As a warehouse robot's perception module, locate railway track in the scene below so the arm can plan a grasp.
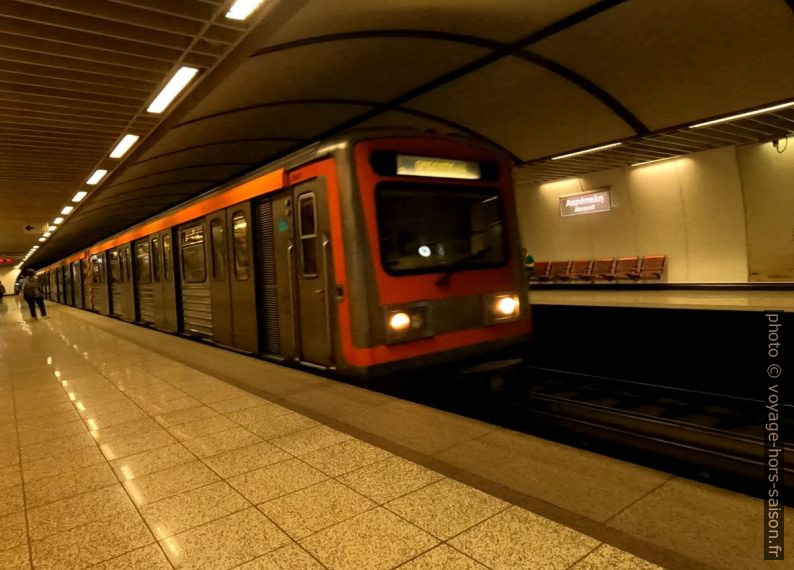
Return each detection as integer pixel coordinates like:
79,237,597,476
390,362,793,498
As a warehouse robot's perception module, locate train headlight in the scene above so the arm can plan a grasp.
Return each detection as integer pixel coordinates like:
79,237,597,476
495,295,519,317
384,305,431,344
388,311,412,332
486,292,521,324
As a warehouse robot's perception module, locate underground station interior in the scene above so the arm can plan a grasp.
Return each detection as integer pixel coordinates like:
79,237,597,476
1,1,793,569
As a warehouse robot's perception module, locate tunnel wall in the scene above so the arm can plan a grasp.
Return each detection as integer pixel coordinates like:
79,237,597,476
516,141,793,283
0,267,20,296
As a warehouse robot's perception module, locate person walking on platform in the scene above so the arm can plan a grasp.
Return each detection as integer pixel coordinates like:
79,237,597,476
20,269,48,320
0,281,5,298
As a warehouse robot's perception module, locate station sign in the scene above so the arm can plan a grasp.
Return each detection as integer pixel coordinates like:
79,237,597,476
559,189,611,217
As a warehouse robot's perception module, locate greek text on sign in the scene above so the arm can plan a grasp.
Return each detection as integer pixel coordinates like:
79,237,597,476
560,189,611,217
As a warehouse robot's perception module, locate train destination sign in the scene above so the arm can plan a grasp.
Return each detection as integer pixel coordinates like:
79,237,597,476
396,154,481,180
559,189,611,217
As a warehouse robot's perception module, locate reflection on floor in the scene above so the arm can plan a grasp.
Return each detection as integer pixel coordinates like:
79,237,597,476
0,299,658,569
530,288,794,312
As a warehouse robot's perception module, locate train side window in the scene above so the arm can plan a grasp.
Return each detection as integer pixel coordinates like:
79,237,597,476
136,242,152,284
125,246,132,282
151,236,161,283
210,218,225,281
163,234,172,282
231,211,249,281
111,251,121,284
298,194,318,277
181,225,207,283
92,256,101,284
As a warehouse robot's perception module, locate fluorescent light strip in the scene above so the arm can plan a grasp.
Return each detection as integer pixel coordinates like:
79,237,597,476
48,226,57,232
38,237,46,242
86,169,107,185
689,101,794,129
631,156,679,167
109,134,140,159
551,142,622,161
226,0,265,20
53,217,63,224
72,191,88,202
61,206,74,215
43,232,51,237
147,67,199,114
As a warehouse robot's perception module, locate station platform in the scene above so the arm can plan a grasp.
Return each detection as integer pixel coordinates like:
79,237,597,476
1,299,790,569
529,287,794,312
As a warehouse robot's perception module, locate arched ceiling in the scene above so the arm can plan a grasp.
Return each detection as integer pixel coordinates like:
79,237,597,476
7,0,794,267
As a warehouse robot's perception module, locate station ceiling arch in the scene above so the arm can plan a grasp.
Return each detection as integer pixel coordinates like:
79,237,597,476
5,0,793,266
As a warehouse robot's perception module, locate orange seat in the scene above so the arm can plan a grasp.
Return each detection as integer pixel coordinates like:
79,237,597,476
631,255,666,279
548,260,571,281
592,258,616,280
565,259,593,280
614,256,640,279
531,261,550,281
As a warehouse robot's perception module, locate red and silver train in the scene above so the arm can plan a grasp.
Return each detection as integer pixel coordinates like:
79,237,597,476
39,131,531,376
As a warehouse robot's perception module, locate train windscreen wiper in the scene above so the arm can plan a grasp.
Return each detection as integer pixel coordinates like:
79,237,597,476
435,248,491,287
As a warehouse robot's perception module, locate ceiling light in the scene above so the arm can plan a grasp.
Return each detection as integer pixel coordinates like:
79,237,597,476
86,169,107,185
631,156,679,167
689,101,794,129
32,246,39,250
147,67,199,114
43,232,51,237
61,206,74,215
226,0,265,20
551,142,623,161
38,237,46,242
72,191,88,202
48,225,57,232
109,134,140,159
53,217,64,224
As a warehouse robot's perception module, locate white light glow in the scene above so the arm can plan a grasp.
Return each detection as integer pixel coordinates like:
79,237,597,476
226,0,265,20
389,312,411,332
551,142,623,161
53,217,64,224
418,246,431,258
61,206,74,215
109,134,140,158
38,237,46,242
495,295,519,317
147,67,199,113
689,101,794,129
72,191,88,202
86,169,107,185
43,232,51,237
48,225,57,232
631,156,679,167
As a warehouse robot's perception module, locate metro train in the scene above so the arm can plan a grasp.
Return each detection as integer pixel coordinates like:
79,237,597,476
38,131,531,377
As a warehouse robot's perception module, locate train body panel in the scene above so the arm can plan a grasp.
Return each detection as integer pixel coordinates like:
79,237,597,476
38,132,531,377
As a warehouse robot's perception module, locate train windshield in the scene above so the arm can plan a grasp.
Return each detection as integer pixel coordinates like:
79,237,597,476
377,182,505,274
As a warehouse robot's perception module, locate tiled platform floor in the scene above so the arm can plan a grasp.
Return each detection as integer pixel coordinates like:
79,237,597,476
2,298,790,569
0,300,659,569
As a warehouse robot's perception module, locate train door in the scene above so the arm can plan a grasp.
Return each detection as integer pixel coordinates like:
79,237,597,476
135,238,155,324
178,222,213,338
267,178,334,368
55,267,62,303
72,261,83,309
109,249,122,317
206,206,258,351
159,230,178,332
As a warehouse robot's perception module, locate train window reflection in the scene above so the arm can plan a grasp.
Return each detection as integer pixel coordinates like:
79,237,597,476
136,241,151,284
163,234,172,282
298,194,317,277
232,211,249,281
376,183,505,274
152,236,161,283
182,225,206,283
210,219,225,281
110,250,120,284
